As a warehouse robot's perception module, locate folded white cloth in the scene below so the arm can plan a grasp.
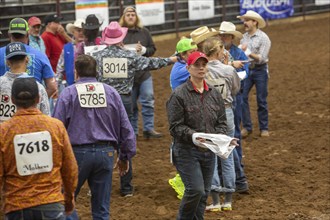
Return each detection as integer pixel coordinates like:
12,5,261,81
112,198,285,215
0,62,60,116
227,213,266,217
192,133,236,159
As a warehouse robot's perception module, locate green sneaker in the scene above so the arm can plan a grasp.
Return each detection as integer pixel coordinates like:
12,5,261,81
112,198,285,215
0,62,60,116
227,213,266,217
169,174,185,199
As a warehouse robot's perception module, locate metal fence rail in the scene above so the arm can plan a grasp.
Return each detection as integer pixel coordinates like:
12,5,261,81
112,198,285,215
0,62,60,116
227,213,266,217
0,0,329,46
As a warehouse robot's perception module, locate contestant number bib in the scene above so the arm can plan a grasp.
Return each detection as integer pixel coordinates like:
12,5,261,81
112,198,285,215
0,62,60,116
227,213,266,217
209,78,228,100
76,83,107,108
14,131,53,176
0,94,16,122
102,58,128,78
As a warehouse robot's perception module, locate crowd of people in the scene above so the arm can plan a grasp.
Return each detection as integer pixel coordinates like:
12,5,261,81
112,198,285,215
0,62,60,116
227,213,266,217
0,6,271,220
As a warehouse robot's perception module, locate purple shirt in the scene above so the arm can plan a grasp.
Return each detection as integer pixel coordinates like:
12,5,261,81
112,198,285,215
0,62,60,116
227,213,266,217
52,77,136,160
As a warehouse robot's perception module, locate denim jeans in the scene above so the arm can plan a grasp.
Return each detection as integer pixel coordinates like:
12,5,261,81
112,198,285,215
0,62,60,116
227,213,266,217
6,202,65,220
70,145,114,220
131,76,155,134
242,65,269,131
233,90,247,186
119,94,134,195
210,108,236,194
173,143,215,220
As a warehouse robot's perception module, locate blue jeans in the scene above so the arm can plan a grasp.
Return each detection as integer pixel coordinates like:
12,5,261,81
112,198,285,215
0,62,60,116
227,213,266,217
242,65,269,131
70,145,114,220
119,94,134,195
173,143,215,220
233,91,247,186
211,108,236,194
131,76,155,134
6,202,65,220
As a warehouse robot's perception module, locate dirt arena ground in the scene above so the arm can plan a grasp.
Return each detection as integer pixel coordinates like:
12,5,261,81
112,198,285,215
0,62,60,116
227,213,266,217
1,14,329,220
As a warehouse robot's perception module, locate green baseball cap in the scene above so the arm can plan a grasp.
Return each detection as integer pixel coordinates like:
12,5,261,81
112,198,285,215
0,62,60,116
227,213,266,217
176,38,197,54
8,18,29,35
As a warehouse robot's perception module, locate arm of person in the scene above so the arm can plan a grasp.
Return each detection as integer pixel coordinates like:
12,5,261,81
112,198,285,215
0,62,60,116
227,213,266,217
44,77,58,98
56,49,65,81
214,92,228,135
59,123,78,215
230,68,241,97
57,25,73,43
133,55,176,72
166,92,196,143
249,35,271,63
37,83,51,116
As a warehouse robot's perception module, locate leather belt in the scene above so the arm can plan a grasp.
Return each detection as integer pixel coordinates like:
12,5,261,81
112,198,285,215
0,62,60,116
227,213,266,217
72,141,114,148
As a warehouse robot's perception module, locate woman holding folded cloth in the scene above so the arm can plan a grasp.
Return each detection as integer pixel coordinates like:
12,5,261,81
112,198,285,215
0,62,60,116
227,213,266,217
166,51,238,219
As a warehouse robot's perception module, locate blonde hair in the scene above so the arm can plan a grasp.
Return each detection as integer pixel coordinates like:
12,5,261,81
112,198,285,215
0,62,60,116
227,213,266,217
119,11,143,28
202,37,223,57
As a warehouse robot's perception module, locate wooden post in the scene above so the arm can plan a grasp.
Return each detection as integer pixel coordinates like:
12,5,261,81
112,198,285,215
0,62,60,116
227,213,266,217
56,0,61,17
174,0,179,38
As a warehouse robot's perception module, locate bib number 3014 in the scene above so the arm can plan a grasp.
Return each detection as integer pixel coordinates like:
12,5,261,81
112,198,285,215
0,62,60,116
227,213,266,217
14,131,53,176
102,58,128,78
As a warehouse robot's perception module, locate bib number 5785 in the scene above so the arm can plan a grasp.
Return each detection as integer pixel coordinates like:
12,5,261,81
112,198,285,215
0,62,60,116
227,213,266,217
79,93,105,106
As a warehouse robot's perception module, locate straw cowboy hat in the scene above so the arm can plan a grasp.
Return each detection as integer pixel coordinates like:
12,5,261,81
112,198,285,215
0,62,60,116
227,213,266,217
190,26,219,45
102,21,128,45
219,21,243,39
66,19,84,35
237,10,266,28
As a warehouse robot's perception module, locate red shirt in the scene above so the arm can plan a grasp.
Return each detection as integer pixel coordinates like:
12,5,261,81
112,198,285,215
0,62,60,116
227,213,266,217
41,31,67,72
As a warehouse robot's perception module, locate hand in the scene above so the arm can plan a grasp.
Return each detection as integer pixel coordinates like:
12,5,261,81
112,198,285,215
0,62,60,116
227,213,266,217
57,25,65,35
114,157,129,176
240,44,248,51
136,41,142,53
232,61,244,69
230,138,239,147
64,196,75,216
169,56,178,63
196,137,206,143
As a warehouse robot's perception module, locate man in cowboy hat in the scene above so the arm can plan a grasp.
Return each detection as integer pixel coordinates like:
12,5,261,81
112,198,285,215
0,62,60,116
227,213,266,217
75,14,103,57
41,14,72,72
219,21,249,194
56,19,85,90
119,6,163,140
237,10,271,138
93,21,177,198
190,26,218,51
28,16,46,53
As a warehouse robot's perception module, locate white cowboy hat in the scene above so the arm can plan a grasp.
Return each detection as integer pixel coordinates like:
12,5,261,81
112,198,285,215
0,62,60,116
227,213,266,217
237,10,266,29
190,26,219,45
66,19,84,35
219,21,243,39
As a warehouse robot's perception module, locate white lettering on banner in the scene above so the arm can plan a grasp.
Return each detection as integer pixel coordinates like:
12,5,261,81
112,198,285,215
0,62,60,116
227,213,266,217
14,131,53,176
76,83,107,108
242,0,292,15
102,57,128,79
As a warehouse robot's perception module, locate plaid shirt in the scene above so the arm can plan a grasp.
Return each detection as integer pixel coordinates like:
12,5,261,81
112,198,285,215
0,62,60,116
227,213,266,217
0,109,78,213
240,29,271,65
94,45,172,95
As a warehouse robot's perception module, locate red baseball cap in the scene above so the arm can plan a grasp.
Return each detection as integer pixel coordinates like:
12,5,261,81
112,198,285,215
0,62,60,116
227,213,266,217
187,51,208,66
28,16,41,26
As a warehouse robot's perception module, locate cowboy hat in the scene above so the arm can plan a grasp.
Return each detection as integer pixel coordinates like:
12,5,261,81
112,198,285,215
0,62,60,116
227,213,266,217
190,26,219,45
219,21,243,39
82,14,102,30
66,19,84,35
102,21,128,45
237,10,266,29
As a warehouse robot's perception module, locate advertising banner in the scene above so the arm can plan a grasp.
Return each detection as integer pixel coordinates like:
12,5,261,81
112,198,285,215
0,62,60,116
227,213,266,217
135,0,165,26
240,0,294,20
75,0,109,30
315,0,330,5
188,0,214,20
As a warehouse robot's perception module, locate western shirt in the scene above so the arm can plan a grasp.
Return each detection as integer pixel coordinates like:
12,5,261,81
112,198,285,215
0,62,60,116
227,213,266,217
52,77,136,161
167,80,227,145
0,108,78,214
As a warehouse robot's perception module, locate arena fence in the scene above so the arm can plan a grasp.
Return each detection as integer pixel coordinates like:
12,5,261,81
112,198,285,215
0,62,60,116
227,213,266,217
0,0,329,46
